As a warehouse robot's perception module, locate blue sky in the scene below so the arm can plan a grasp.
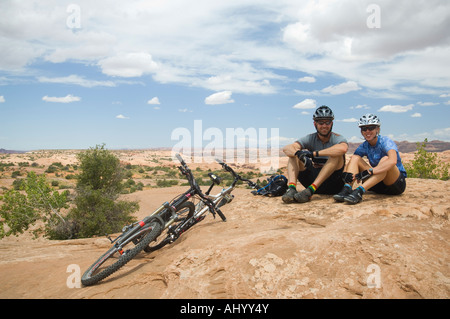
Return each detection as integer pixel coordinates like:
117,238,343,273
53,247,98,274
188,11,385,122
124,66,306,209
1,0,449,150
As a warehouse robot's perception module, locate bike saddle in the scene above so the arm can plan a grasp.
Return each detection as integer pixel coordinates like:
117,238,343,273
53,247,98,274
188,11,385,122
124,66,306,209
208,173,222,185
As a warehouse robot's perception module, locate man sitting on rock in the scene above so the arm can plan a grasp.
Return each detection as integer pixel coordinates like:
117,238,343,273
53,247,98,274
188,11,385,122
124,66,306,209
282,105,348,203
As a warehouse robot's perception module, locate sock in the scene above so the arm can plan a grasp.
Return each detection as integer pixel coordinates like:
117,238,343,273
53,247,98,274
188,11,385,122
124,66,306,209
288,182,297,189
344,183,352,189
308,183,318,194
357,186,366,193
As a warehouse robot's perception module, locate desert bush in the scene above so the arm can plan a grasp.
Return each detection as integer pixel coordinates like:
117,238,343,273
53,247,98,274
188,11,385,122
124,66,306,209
51,144,138,239
0,172,69,239
11,170,21,178
404,138,449,180
156,179,179,188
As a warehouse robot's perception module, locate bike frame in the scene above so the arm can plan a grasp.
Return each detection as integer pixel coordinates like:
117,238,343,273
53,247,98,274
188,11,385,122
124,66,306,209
109,154,258,250
81,153,260,286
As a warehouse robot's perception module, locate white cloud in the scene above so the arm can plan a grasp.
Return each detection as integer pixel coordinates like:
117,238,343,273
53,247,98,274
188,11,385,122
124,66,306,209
0,96,5,103
293,89,322,96
281,1,450,91
42,94,81,103
147,97,160,105
298,76,316,83
321,81,361,95
38,75,115,88
389,127,450,142
340,118,358,123
378,104,414,113
116,114,130,119
411,113,422,118
433,127,450,140
1,1,450,97
351,104,370,110
295,81,361,96
205,91,235,105
99,52,159,78
417,101,439,106
440,93,450,98
293,98,316,109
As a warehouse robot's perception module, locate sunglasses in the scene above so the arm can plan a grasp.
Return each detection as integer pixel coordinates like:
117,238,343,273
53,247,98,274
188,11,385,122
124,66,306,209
360,126,378,132
315,120,332,126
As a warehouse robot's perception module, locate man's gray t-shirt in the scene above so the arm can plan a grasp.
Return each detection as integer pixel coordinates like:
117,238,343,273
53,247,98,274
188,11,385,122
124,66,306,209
297,132,347,166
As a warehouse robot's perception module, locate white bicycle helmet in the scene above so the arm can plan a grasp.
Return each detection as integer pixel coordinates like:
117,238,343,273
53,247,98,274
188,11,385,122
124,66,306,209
358,113,381,127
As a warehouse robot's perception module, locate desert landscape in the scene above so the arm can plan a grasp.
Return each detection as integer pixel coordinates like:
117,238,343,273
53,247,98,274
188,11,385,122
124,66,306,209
0,148,449,299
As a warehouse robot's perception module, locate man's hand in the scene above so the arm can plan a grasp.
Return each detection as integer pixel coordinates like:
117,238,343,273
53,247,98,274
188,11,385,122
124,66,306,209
295,150,313,169
295,150,313,159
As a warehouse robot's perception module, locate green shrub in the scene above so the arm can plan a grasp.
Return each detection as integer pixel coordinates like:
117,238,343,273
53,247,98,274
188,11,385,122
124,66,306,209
0,172,69,239
404,138,449,180
156,179,179,187
51,144,138,239
11,171,21,178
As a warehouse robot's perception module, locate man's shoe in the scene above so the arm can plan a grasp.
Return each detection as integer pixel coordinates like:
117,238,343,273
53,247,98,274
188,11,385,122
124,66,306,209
294,188,313,203
344,187,364,205
333,185,352,202
282,187,298,203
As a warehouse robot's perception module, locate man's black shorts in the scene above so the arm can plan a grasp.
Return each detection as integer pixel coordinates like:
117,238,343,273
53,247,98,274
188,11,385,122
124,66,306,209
298,166,344,195
369,173,406,195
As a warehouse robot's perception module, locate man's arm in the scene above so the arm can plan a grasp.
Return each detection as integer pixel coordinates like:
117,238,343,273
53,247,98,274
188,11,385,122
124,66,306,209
315,142,348,157
283,141,302,157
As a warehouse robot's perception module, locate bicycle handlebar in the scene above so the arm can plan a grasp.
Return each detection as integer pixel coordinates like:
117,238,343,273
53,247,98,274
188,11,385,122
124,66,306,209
215,158,259,189
174,154,259,221
175,154,226,221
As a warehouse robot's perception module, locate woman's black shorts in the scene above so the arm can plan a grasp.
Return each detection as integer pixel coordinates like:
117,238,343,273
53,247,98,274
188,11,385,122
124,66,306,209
369,173,406,195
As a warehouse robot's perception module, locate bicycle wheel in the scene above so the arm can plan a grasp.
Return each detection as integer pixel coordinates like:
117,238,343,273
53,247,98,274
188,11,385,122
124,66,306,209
81,221,162,286
144,201,195,253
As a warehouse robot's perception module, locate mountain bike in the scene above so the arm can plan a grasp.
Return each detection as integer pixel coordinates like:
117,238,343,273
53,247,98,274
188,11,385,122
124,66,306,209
81,153,258,286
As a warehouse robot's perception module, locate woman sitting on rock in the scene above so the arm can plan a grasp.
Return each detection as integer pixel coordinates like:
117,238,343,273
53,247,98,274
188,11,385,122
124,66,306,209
334,113,407,204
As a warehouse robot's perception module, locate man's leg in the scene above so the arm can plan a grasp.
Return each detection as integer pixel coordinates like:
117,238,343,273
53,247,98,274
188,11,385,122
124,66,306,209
312,155,345,189
282,156,305,203
286,156,302,185
295,155,344,203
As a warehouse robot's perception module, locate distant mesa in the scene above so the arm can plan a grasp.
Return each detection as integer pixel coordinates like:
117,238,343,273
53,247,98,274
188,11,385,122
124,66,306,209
347,140,450,153
0,148,26,154
1,140,450,154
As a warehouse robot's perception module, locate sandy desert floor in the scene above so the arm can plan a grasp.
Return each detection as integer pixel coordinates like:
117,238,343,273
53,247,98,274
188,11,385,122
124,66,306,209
0,178,449,299
0,149,449,299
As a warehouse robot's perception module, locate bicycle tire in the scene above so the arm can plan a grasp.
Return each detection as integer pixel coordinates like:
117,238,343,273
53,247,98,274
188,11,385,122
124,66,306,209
144,201,195,253
81,221,162,286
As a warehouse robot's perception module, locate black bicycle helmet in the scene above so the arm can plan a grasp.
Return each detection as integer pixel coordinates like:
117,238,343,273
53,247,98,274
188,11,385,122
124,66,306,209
313,105,334,120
